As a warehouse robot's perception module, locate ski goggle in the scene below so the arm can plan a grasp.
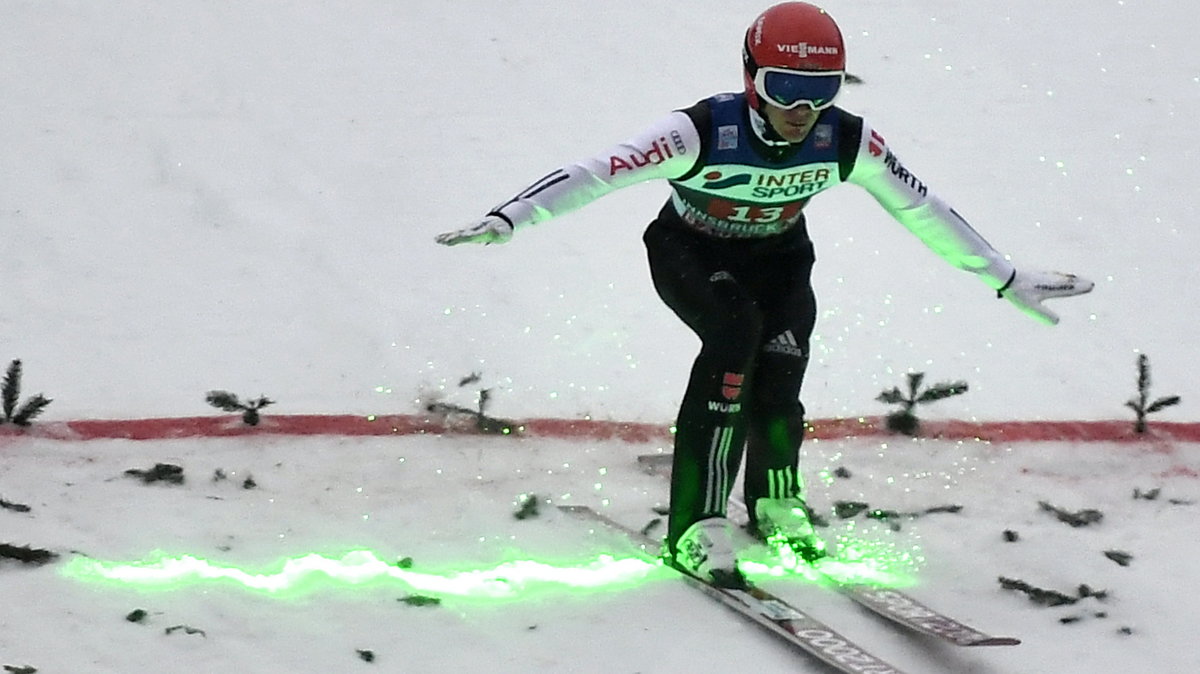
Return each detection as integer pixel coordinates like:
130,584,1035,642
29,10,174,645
753,67,844,111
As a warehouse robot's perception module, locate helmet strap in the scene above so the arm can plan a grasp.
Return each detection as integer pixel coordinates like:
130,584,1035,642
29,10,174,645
747,106,791,147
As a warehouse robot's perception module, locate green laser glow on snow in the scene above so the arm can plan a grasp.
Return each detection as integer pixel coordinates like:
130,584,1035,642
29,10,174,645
63,551,661,598
61,546,915,598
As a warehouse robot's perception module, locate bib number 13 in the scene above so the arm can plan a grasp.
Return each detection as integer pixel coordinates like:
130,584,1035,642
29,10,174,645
727,205,784,222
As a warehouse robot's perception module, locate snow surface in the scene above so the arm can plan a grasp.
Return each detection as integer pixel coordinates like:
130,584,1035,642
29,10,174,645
2,1,1199,672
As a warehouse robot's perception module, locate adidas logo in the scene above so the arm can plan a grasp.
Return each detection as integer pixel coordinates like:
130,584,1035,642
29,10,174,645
763,330,807,358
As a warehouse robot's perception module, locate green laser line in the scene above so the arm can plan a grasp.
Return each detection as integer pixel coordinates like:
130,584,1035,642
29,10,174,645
63,551,661,598
61,545,915,599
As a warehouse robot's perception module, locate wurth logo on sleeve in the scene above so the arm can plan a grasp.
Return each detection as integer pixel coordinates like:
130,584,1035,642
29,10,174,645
868,130,886,157
609,137,678,175
883,150,928,197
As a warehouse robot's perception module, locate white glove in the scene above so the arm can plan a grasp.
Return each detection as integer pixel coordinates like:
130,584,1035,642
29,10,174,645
435,215,514,246
997,269,1094,325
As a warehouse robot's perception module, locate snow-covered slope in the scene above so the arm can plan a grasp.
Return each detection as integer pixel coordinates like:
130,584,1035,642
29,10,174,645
2,1,1199,672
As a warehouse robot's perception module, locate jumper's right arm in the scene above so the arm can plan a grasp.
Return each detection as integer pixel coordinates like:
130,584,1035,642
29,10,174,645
436,112,702,246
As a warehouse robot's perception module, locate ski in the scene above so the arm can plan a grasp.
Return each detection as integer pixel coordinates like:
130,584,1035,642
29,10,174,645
635,453,1021,647
824,583,1020,646
561,504,909,674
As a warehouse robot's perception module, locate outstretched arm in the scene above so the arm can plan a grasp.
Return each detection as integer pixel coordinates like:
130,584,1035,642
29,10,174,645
436,111,702,246
846,121,1092,324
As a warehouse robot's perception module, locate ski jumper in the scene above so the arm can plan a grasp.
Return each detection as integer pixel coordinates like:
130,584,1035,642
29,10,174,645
485,92,1015,553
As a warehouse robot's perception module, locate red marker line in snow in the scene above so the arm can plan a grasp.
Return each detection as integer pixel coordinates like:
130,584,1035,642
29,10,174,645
2,414,1199,444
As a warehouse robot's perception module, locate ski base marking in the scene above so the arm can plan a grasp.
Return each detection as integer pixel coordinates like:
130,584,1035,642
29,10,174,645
833,584,1021,646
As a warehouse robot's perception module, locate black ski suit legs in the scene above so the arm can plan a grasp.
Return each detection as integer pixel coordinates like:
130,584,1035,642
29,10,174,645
643,221,817,554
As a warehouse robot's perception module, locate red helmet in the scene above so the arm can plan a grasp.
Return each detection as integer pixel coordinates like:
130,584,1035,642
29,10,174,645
743,2,846,111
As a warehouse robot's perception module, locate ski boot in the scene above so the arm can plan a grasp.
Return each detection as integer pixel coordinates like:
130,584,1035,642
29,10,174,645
673,516,748,589
754,497,831,564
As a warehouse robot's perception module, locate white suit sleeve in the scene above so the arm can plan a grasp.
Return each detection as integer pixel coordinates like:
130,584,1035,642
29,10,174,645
487,111,702,230
846,120,1015,290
